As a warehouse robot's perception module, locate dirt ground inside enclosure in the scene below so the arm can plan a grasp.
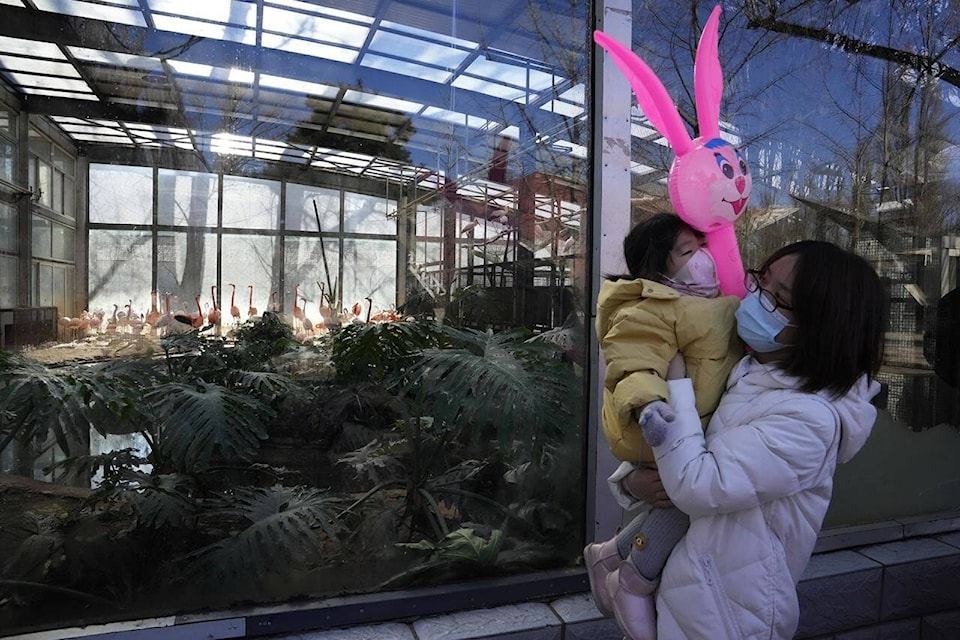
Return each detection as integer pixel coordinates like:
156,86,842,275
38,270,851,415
19,335,163,365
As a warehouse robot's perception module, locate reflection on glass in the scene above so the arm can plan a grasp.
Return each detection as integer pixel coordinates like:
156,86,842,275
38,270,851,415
286,182,340,232
284,236,340,320
343,191,396,234
0,0,592,634
0,138,13,184
221,233,278,322
223,175,280,230
89,164,153,225
0,202,16,253
88,229,152,315
158,169,218,227
51,222,73,262
32,215,51,259
36,263,52,307
156,231,218,316
0,254,16,307
341,238,396,315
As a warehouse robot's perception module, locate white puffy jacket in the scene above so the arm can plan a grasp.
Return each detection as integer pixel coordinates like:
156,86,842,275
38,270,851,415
652,356,879,640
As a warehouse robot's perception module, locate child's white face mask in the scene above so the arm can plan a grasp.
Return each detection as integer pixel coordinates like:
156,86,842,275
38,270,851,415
663,249,720,298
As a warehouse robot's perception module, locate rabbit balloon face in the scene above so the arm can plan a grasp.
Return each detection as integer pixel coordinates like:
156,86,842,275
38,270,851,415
670,137,752,232
595,5,750,297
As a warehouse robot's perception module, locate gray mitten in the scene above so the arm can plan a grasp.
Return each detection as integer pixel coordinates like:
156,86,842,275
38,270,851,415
637,400,676,447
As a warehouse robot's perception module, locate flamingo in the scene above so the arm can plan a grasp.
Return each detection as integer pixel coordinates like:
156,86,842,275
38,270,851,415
299,294,313,332
228,283,241,325
364,296,373,323
317,283,333,329
269,290,279,313
207,285,221,333
247,285,257,318
145,290,161,334
105,304,118,333
292,284,305,328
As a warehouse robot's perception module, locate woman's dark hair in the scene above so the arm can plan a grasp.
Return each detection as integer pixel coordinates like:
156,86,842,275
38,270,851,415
605,213,700,281
760,240,887,397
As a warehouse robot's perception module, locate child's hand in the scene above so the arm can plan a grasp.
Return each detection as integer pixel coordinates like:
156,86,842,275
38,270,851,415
666,352,686,380
638,400,676,447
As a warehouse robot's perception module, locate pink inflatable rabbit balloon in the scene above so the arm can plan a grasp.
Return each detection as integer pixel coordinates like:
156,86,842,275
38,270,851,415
594,5,750,297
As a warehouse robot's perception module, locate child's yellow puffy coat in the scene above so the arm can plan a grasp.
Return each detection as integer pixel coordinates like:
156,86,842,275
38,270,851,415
596,278,741,463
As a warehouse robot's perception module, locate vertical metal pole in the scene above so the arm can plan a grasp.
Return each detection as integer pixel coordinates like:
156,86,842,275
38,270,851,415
588,0,632,542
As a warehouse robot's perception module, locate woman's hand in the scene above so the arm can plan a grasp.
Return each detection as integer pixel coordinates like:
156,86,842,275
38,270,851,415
622,465,674,508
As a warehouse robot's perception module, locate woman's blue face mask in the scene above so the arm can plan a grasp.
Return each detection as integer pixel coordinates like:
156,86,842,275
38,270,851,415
735,290,795,353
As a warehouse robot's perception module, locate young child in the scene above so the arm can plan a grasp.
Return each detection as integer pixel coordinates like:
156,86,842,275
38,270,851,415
588,212,743,639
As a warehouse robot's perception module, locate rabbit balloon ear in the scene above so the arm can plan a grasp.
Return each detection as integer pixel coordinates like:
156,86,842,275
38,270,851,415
593,31,693,156
694,5,723,140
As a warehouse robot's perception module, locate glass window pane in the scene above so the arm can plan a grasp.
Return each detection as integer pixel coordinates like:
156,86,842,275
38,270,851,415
158,169,218,227
156,230,218,317
51,264,66,314
36,262,53,307
63,176,75,218
52,170,63,213
283,235,340,319
88,229,152,316
0,201,16,253
341,238,396,315
37,160,51,208
0,105,13,134
221,233,279,323
52,144,74,176
222,175,279,230
285,182,340,232
32,216,51,258
51,222,73,262
0,137,14,184
343,191,396,234
0,254,16,307
89,164,153,225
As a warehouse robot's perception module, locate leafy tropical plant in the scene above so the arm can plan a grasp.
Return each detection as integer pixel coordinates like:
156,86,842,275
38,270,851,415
184,485,341,583
147,381,274,473
396,326,580,456
329,320,446,383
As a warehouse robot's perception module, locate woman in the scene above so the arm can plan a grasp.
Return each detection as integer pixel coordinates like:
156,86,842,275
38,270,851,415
619,240,886,639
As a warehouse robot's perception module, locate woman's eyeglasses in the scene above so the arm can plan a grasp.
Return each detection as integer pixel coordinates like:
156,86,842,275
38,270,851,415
744,269,794,313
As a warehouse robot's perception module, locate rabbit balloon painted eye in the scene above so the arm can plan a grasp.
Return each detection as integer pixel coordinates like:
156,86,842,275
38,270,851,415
595,5,749,298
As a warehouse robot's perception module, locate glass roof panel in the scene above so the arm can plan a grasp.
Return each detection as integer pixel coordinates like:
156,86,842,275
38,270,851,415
341,90,421,114
147,0,257,26
463,55,557,91
31,0,146,26
265,0,373,25
368,31,469,69
259,33,358,64
451,75,526,102
0,35,65,59
6,73,91,92
419,106,494,130
259,74,339,99
151,14,256,45
0,1,24,6
67,47,163,72
379,19,475,49
0,57,81,77
262,6,369,48
540,100,583,118
359,54,452,84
